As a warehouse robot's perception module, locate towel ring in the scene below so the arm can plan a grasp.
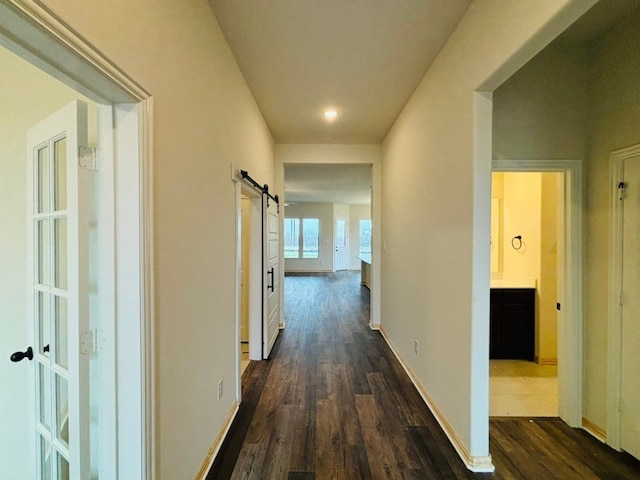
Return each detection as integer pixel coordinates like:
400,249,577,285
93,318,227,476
511,235,522,250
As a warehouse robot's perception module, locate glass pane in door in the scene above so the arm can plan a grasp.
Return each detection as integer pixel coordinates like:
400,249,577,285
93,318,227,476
57,453,69,480
55,374,69,448
54,296,68,369
38,292,51,358
53,138,67,211
37,219,51,286
39,435,52,480
54,218,67,289
336,220,346,247
38,364,51,432
37,146,50,213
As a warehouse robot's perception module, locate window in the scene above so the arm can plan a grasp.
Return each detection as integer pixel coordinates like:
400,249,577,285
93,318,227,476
284,217,319,259
359,219,372,255
302,218,319,258
284,218,300,258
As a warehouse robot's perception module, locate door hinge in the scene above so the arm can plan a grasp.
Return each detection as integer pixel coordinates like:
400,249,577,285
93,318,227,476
80,329,102,354
79,145,102,170
618,181,625,200
620,290,624,306
618,396,623,413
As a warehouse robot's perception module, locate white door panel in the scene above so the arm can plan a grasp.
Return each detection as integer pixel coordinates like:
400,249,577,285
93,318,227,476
263,195,280,358
621,156,640,461
26,100,90,480
335,218,348,271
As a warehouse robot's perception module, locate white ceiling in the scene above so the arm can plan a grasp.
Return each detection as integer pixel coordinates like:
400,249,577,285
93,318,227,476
210,0,638,205
284,164,371,205
209,0,472,145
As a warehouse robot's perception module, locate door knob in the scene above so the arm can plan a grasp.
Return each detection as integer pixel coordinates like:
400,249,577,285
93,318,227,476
10,347,33,362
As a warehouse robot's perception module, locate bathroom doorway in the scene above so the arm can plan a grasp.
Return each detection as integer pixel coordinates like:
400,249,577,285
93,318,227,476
489,171,561,417
489,160,583,428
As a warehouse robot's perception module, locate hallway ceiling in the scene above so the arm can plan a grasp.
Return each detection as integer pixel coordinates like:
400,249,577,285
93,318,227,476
284,164,371,205
209,0,472,144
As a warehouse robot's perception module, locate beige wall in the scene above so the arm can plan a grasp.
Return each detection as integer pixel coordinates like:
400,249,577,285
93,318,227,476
349,204,371,270
284,202,334,272
492,41,589,160
584,8,640,430
502,173,542,280
40,1,275,477
381,0,593,461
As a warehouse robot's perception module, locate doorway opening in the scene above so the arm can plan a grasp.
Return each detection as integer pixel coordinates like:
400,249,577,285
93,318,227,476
490,159,583,428
280,163,375,327
0,3,152,477
489,171,562,418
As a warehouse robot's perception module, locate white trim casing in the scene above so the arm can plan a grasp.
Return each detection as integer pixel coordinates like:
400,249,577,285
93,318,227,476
607,144,640,451
492,159,583,427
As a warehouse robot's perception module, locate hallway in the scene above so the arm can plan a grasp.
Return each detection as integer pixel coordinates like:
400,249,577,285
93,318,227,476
209,272,640,479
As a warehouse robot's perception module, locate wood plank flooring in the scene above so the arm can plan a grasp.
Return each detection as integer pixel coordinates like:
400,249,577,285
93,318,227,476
208,272,640,479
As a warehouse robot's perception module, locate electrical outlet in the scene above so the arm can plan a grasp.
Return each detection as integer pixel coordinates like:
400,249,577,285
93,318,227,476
217,379,223,400
414,339,419,354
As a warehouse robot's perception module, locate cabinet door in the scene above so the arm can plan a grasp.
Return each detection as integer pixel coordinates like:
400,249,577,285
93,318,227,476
489,289,503,358
502,289,534,360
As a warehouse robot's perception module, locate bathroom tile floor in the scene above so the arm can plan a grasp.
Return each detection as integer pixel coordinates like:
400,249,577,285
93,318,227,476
490,360,557,417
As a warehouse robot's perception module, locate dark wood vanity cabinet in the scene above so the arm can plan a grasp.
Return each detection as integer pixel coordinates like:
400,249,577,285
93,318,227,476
490,288,535,360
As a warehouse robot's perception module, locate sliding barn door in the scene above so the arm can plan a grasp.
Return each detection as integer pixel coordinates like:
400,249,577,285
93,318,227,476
263,194,280,358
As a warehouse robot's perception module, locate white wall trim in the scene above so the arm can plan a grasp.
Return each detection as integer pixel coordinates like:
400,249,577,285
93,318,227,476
492,159,583,427
1,2,155,477
607,144,640,451
378,326,494,472
234,178,264,405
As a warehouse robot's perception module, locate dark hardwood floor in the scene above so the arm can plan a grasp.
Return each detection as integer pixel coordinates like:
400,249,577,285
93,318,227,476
208,272,640,479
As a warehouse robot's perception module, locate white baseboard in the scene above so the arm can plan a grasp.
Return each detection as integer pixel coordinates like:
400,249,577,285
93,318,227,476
378,326,495,473
195,401,239,480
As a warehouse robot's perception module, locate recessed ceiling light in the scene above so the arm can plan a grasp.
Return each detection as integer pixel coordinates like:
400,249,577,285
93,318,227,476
324,110,338,119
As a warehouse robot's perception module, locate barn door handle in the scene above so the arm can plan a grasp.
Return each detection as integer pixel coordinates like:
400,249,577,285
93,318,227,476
10,347,33,362
267,267,275,292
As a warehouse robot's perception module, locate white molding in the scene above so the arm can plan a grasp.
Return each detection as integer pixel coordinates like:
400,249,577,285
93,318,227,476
139,98,155,480
195,402,239,480
379,327,495,473
492,159,583,427
607,144,640,451
0,0,148,103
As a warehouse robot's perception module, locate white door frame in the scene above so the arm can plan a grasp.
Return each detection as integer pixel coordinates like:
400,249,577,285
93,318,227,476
0,1,154,477
276,160,381,328
492,159,583,427
234,179,263,402
607,144,640,450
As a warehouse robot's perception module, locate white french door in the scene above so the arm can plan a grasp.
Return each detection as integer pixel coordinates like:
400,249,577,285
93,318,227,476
620,155,640,461
26,100,90,479
263,194,280,358
334,218,349,271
